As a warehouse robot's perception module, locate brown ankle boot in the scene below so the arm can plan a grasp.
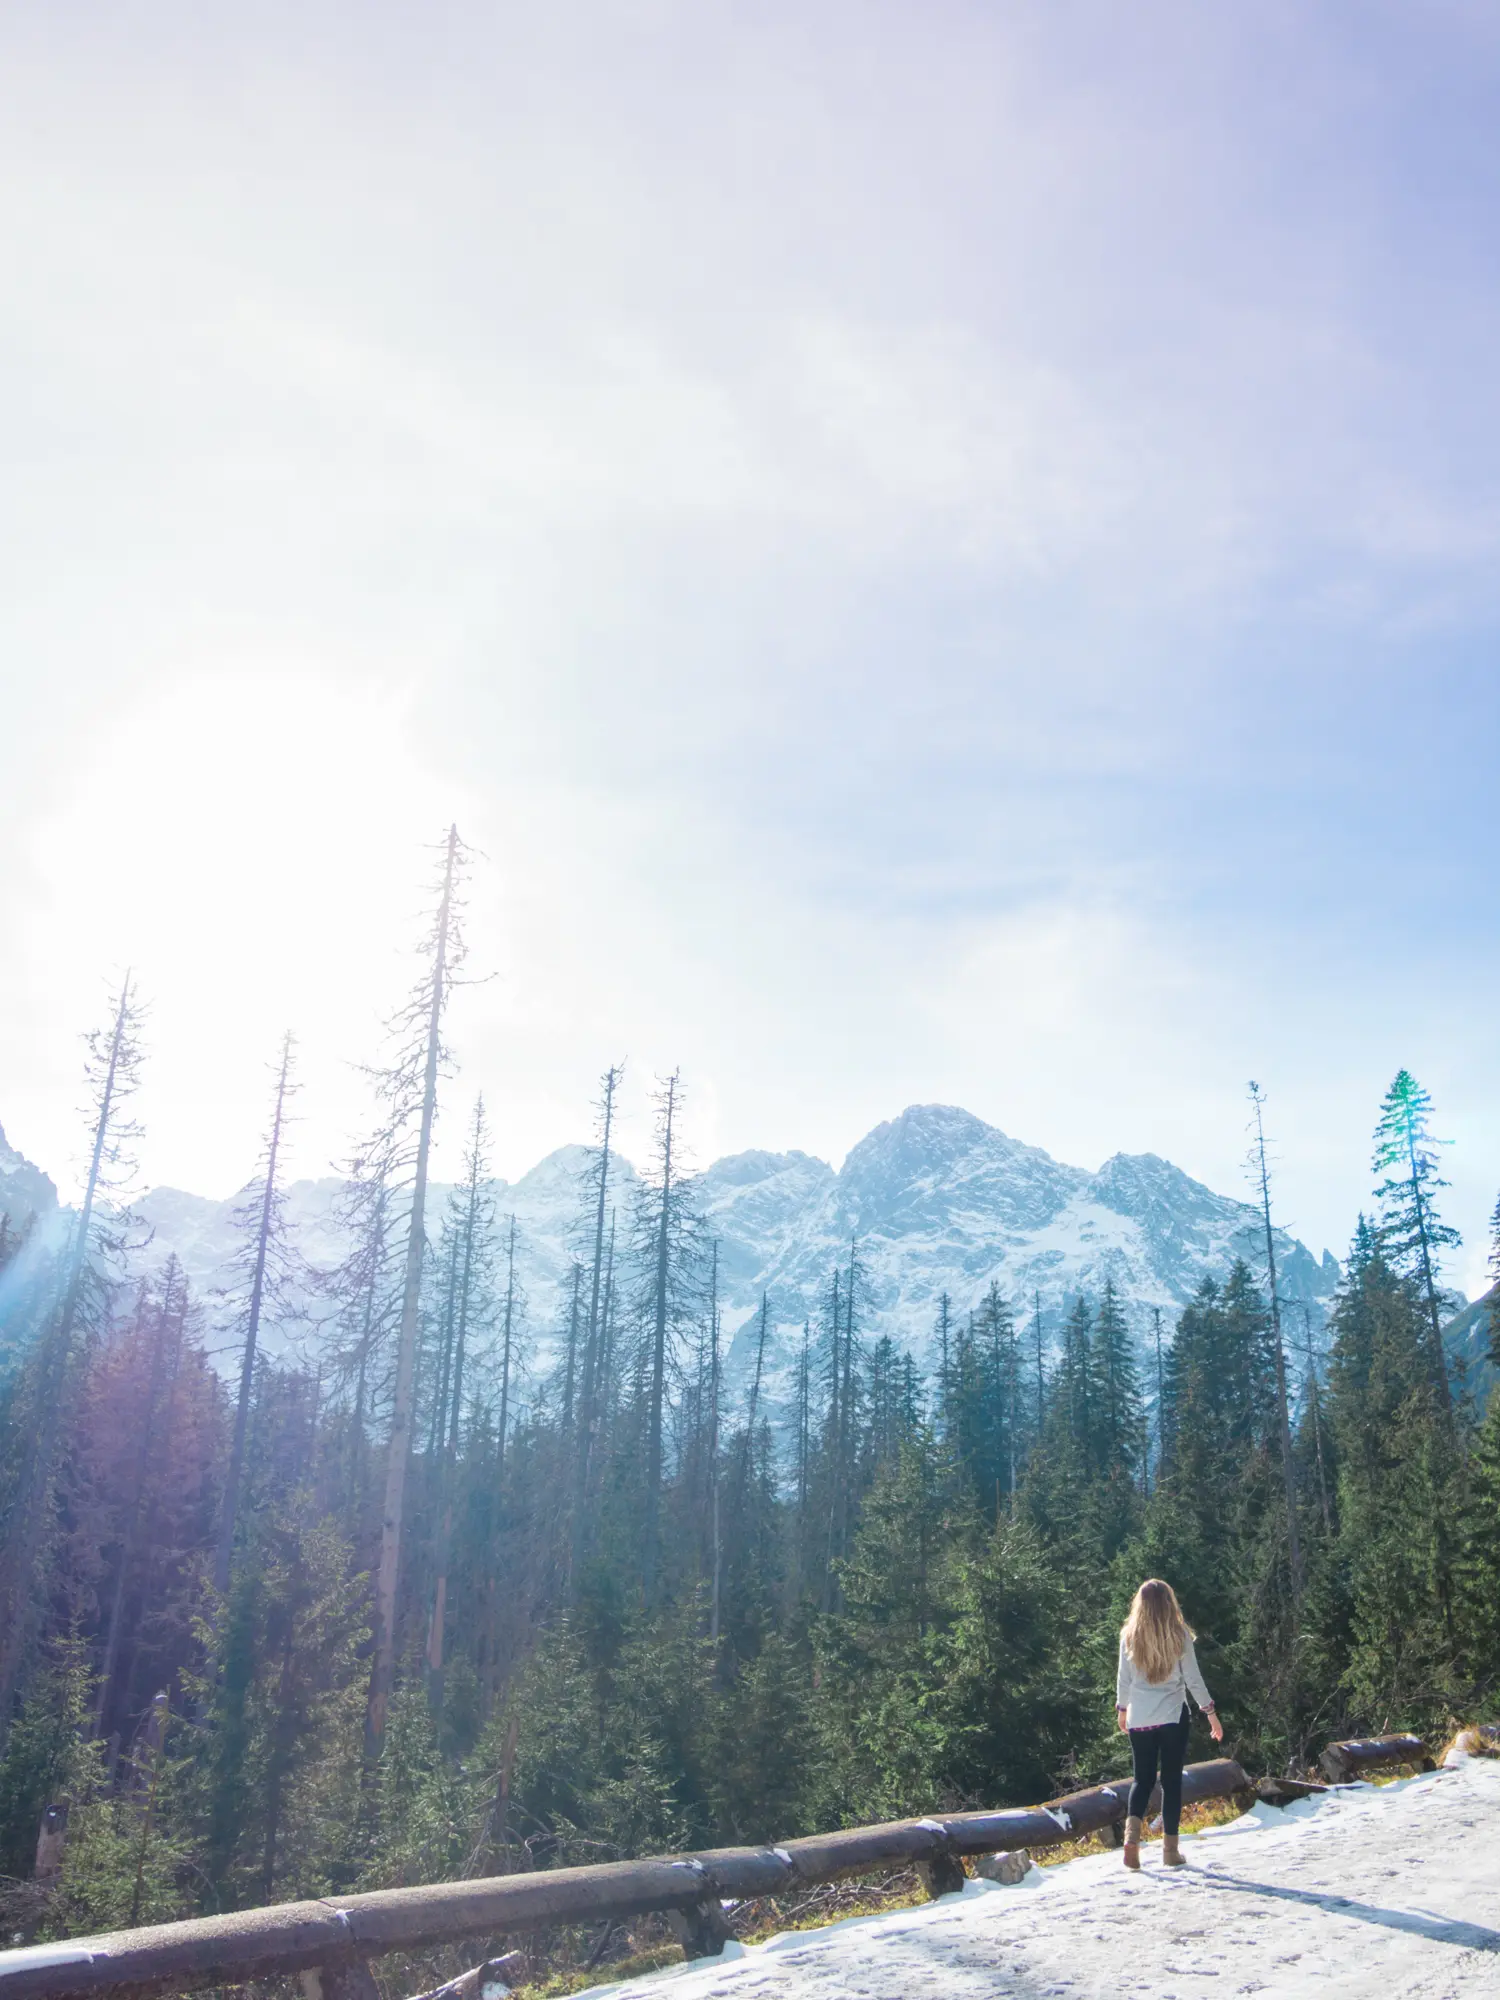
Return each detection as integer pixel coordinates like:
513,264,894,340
1122,1816,1142,1869
1161,1832,1185,1867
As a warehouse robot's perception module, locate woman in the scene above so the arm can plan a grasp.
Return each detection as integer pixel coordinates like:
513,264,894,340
1115,1578,1222,1870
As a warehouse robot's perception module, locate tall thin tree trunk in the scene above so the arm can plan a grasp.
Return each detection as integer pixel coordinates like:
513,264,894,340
215,1033,295,1596
96,1267,186,1735
1034,1290,1045,1433
708,1245,722,1645
821,1269,842,1611
1006,1305,1018,1507
562,1263,583,1432
836,1244,857,1561
1310,1372,1332,1536
260,1632,296,1901
497,1216,517,1480
369,824,461,1756
731,1286,771,1582
743,1291,770,1454
447,1200,479,1465
642,1074,678,1606
573,1066,619,1572
428,1104,485,1713
1407,1125,1454,1418
1300,1305,1333,1536
1249,1084,1304,1605
429,1230,461,1459
127,1691,169,1927
348,1184,386,1518
1152,1307,1166,1491
796,1320,811,1516
597,1212,618,1437
0,976,136,1749
937,1294,951,1435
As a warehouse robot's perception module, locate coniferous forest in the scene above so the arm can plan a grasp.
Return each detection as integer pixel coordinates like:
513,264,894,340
1,833,1498,1956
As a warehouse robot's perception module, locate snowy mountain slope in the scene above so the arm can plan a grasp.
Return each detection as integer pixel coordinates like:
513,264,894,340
1438,1282,1499,1402
127,1146,642,1365
698,1105,1340,1424
573,1761,1500,2000
0,1123,57,1236
107,1105,1340,1411
710,1106,1337,1335
0,1126,66,1333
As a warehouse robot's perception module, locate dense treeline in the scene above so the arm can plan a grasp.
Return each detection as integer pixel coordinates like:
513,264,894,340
0,842,1497,1945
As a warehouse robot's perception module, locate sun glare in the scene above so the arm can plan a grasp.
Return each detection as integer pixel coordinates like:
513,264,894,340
33,667,458,1194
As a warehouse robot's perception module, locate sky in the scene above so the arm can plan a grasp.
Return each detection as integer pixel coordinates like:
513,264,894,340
1,0,1497,1289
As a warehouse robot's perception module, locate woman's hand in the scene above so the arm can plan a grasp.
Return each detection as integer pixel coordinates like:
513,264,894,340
1207,1707,1224,1743
1116,1706,1129,1734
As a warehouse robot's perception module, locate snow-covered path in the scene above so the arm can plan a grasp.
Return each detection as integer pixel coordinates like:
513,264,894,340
583,1761,1500,2000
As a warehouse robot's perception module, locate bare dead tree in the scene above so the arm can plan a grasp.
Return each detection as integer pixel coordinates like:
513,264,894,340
94,1259,194,1738
368,824,468,1756
571,1063,622,1577
214,1031,299,1597
0,974,146,1749
1248,1081,1304,1606
635,1071,701,1606
426,1095,496,1714
496,1215,523,1480
707,1244,722,1643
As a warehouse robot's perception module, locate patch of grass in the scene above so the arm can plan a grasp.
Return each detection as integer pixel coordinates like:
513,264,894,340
1032,1828,1118,1868
1032,1793,1246,1870
1436,1724,1500,1764
1367,1763,1430,1787
530,1943,682,1997
1177,1795,1252,1834
732,1868,928,1944
514,1869,934,1996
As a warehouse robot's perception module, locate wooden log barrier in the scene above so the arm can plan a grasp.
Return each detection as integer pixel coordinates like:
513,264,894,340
0,1759,1249,2000
1319,1733,1432,1784
1255,1777,1334,1807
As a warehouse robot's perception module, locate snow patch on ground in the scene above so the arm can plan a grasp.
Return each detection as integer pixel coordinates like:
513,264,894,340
578,1762,1500,1998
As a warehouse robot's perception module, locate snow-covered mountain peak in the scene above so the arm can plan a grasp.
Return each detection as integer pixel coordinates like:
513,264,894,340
498,1143,601,1211
702,1148,833,1193
1089,1150,1240,1228
699,1150,838,1297
4,1102,1344,1410
0,1123,57,1232
834,1104,1085,1237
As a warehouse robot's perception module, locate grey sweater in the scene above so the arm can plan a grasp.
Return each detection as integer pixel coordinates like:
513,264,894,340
1115,1632,1214,1729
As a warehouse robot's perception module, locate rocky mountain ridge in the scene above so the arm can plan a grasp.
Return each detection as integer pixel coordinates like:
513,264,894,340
2,1103,1357,1438
0,1122,57,1240
0,1105,1346,1414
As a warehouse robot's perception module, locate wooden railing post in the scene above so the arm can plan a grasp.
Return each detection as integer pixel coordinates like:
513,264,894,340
663,1899,734,1960
657,1856,733,1959
302,1958,381,2000
910,1819,965,1899
1319,1733,1432,1784
915,1853,966,1899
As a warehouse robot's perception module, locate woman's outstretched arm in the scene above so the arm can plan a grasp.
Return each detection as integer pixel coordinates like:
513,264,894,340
1182,1636,1224,1740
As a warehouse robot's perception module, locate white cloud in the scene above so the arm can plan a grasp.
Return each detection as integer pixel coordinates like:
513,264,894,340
1,1,1497,1287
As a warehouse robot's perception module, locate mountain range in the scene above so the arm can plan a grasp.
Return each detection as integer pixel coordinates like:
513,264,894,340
3,1105,1343,1424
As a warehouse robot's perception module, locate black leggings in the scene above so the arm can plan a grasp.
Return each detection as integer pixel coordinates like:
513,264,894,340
1128,1704,1191,1834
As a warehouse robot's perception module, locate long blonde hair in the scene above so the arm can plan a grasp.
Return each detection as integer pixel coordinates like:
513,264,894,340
1122,1579,1193,1684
